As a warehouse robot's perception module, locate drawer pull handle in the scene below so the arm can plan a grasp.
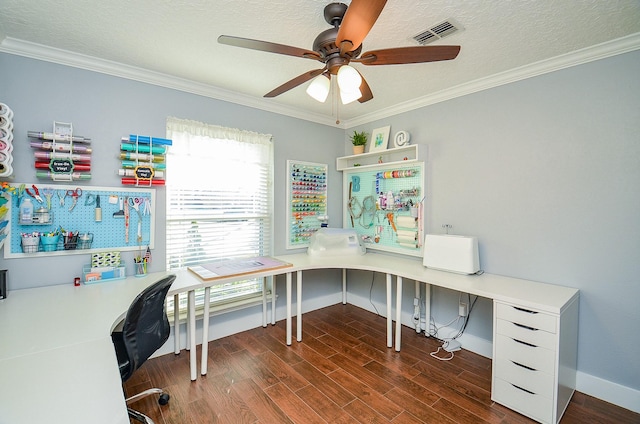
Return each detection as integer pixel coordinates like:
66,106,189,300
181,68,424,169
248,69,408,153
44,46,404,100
514,322,538,331
513,306,538,314
511,360,537,371
512,337,537,348
511,383,536,395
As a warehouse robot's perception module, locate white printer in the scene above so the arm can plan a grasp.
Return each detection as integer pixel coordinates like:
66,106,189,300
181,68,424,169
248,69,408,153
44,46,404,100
307,228,366,257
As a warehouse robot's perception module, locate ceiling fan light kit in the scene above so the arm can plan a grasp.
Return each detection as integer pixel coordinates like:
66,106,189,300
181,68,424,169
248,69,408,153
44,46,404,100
218,0,460,113
306,74,331,102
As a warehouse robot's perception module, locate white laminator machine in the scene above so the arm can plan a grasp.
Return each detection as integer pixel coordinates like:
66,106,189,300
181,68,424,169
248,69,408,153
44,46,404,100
307,228,366,256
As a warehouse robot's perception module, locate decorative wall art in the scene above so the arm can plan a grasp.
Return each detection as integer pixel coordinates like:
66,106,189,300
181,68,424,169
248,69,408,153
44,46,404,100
369,125,390,153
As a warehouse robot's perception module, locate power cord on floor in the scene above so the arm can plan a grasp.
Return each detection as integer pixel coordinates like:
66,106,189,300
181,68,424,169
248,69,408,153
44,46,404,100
424,292,479,361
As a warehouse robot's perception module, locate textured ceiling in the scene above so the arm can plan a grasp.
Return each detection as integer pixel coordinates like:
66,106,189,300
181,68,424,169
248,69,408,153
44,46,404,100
1,0,640,126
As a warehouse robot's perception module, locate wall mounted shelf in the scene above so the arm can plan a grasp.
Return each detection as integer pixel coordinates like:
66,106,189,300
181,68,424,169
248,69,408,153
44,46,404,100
336,145,421,171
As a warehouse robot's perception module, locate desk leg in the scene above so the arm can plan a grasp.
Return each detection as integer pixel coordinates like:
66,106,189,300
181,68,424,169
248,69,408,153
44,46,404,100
271,276,276,325
262,276,268,328
286,272,292,346
386,273,392,348
342,269,347,304
424,283,431,337
173,293,180,354
201,286,210,376
297,270,302,342
188,290,197,381
395,276,403,352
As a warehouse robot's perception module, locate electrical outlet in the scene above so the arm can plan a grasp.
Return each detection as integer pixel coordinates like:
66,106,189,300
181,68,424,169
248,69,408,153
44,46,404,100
459,302,468,317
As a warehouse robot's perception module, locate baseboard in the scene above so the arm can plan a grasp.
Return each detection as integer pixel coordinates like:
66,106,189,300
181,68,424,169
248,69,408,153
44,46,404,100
576,371,640,414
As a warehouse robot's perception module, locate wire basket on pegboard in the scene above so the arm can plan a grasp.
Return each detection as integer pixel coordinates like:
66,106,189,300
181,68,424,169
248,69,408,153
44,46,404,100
21,234,40,253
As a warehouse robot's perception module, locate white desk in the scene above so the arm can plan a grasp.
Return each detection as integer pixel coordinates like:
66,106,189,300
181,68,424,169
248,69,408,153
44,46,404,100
270,252,579,424
0,253,579,424
0,272,196,424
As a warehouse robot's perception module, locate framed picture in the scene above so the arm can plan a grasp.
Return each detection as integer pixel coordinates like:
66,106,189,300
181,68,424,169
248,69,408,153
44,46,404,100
369,126,390,153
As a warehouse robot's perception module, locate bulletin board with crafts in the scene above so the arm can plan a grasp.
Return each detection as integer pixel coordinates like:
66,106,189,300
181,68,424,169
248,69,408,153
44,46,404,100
286,160,328,249
343,161,425,257
3,183,155,258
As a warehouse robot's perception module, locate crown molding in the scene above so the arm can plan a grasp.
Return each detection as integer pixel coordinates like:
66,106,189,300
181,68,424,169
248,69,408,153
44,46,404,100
2,33,639,130
0,37,338,127
342,32,640,128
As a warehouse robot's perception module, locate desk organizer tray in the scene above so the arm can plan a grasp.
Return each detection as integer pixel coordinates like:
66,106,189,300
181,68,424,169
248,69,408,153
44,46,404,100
82,264,126,284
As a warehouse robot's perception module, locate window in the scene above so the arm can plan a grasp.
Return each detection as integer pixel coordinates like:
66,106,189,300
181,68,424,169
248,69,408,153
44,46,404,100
165,117,273,317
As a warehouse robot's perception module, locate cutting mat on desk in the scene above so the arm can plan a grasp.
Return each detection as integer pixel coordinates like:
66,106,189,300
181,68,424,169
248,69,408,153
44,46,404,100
188,256,292,281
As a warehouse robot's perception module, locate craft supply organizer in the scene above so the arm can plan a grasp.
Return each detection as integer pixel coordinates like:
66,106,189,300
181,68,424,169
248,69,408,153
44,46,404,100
119,134,171,186
29,121,93,181
286,160,328,248
342,161,425,257
5,183,155,258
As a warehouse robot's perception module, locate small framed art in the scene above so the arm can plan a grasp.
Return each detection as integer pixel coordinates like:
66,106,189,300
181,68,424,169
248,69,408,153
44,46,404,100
369,126,390,153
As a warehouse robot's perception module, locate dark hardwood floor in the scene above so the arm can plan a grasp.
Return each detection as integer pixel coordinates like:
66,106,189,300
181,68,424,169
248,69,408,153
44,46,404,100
124,304,639,423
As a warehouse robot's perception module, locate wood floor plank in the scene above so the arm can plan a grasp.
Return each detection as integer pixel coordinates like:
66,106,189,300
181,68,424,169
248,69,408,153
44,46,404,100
328,367,404,420
255,350,310,392
292,360,356,407
328,353,396,394
295,384,356,423
342,398,393,423
229,378,293,423
130,304,639,424
264,382,325,424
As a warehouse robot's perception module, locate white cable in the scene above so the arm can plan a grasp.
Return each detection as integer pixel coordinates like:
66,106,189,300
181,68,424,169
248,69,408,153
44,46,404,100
430,345,455,361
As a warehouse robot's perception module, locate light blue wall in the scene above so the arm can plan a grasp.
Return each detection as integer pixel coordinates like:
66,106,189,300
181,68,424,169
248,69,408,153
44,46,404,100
0,52,344,288
346,50,640,392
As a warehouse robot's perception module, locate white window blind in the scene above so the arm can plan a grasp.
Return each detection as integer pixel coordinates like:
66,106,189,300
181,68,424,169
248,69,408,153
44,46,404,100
165,117,273,316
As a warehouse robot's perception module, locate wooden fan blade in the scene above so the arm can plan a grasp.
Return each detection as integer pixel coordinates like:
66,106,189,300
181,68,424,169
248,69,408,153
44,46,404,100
218,35,322,61
336,0,387,55
264,69,326,98
357,70,373,103
355,45,460,66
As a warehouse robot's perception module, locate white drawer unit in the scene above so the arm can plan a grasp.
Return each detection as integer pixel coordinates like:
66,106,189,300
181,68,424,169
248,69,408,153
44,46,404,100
492,298,579,424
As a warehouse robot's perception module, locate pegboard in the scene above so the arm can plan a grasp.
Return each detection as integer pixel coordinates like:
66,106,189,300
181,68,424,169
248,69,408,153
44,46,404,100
286,160,328,249
343,161,424,257
5,183,155,258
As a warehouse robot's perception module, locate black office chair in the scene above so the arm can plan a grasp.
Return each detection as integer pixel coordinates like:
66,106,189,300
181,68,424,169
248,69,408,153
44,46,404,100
111,274,176,424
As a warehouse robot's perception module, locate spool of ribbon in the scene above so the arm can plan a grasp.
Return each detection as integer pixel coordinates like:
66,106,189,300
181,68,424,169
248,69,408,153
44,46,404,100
396,216,417,229
0,116,13,131
0,103,13,120
396,229,418,240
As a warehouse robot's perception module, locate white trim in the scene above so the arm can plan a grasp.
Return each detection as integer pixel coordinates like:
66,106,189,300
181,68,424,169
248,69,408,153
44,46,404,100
0,37,337,127
343,32,640,127
576,371,640,414
2,33,639,129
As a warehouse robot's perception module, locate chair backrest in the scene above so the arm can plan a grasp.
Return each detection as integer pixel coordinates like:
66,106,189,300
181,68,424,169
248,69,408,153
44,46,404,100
119,274,176,380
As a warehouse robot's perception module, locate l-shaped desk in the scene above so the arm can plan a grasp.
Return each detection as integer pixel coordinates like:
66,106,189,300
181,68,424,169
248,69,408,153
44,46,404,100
0,252,579,424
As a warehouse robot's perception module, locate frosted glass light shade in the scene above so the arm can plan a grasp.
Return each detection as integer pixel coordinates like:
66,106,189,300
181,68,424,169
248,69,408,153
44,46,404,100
306,74,330,102
340,87,362,105
337,65,362,92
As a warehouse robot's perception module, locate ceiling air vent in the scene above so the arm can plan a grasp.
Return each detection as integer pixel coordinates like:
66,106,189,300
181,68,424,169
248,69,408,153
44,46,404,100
413,18,464,45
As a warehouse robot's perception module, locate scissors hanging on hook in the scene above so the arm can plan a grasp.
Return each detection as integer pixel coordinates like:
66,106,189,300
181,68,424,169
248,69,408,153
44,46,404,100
67,188,82,211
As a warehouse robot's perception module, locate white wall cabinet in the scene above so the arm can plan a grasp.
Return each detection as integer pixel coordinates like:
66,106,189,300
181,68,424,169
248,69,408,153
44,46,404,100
492,297,579,423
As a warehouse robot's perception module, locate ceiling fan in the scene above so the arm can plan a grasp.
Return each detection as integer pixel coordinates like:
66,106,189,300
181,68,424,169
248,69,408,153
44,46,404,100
218,0,460,105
